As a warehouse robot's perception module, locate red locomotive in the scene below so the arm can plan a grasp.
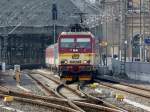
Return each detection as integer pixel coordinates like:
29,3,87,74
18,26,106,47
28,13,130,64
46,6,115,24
46,32,97,81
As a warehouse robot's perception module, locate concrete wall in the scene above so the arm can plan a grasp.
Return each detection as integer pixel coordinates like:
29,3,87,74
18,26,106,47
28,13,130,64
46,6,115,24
112,59,150,82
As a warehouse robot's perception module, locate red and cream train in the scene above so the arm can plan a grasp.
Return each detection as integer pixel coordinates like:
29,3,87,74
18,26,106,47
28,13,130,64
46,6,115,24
46,32,97,81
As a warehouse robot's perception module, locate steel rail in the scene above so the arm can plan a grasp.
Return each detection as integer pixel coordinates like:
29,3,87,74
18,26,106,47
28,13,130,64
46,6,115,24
0,86,123,112
28,73,85,111
78,82,128,112
74,100,124,112
97,77,150,92
95,79,150,99
0,93,79,112
120,82,150,92
28,73,61,97
31,70,85,97
56,84,86,112
32,70,125,112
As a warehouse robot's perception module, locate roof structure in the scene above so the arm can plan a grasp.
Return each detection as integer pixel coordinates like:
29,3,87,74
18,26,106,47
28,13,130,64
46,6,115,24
70,0,100,14
0,0,81,27
0,0,101,27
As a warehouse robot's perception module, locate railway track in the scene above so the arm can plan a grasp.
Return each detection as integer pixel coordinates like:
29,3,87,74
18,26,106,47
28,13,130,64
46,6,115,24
27,72,86,112
56,83,85,100
0,84,122,112
95,79,150,99
28,70,148,112
78,82,128,112
0,87,78,112
31,70,85,98
28,72,84,100
97,77,150,92
28,73,60,97
29,69,126,112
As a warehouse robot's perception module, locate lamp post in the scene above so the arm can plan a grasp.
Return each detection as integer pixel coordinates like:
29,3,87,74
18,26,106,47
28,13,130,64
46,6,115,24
105,20,108,66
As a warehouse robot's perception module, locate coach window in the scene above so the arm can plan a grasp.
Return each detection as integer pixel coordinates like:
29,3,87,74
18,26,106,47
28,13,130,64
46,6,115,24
76,38,91,48
60,38,74,48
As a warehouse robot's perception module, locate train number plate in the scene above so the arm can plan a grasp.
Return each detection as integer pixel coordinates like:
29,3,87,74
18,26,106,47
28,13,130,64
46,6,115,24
72,54,79,59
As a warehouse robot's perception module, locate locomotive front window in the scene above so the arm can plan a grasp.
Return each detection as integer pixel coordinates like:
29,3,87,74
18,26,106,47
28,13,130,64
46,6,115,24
60,38,75,48
76,38,91,48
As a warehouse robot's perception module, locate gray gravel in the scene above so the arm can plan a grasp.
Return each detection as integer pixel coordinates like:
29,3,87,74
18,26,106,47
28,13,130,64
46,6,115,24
83,84,150,112
0,70,58,111
102,75,150,90
0,70,46,96
0,99,63,112
21,73,46,96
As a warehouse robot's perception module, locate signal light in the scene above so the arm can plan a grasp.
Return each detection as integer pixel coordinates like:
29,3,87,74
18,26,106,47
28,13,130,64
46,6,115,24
83,60,87,64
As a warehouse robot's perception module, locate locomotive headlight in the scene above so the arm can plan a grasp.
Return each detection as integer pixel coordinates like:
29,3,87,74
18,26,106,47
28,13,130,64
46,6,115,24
83,60,90,64
73,49,78,52
61,60,68,64
83,60,87,64
64,60,68,64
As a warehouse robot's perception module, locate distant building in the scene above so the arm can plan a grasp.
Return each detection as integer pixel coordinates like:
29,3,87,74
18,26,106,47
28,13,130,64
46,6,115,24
0,0,100,65
100,0,150,61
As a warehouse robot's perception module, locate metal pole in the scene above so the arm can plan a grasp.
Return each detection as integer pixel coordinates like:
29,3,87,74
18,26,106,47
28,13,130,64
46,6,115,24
99,39,101,65
112,15,114,58
106,20,108,66
54,22,56,44
124,0,127,63
99,19,102,65
131,0,134,62
119,0,127,74
118,21,120,60
143,11,146,62
118,0,121,61
139,0,142,61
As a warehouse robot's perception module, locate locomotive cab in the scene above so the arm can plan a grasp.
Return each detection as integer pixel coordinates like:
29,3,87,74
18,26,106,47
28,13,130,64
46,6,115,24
58,32,96,81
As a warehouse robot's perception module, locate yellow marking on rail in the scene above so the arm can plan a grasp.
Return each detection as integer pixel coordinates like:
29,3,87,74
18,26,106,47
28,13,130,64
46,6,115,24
4,96,14,102
115,94,124,101
89,83,99,89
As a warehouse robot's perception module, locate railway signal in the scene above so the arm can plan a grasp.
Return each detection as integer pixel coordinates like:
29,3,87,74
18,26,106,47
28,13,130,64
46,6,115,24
52,3,58,21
